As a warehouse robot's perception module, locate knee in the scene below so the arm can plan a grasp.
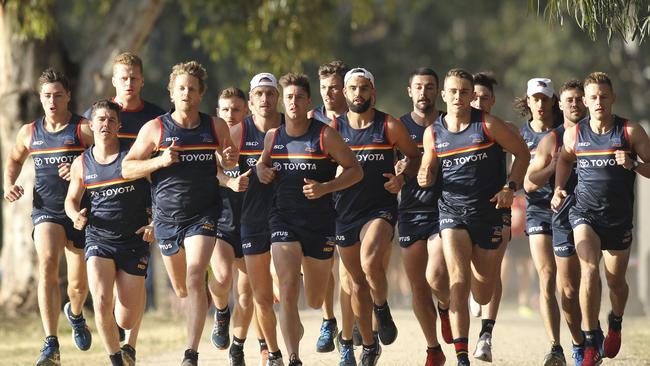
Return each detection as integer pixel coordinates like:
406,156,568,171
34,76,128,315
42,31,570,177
360,259,384,282
606,275,628,292
39,260,59,284
237,290,253,309
580,263,599,282
116,314,137,330
427,269,449,292
538,268,556,293
186,268,206,292
92,293,115,318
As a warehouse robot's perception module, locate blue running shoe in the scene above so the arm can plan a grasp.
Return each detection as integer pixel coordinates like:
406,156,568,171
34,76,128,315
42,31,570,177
35,336,60,366
572,344,584,366
316,318,338,352
211,307,231,350
595,327,605,357
335,332,356,366
63,302,92,351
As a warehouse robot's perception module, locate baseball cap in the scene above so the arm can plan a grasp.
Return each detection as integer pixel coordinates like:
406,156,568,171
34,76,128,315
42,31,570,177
344,67,375,87
250,72,278,91
526,78,554,97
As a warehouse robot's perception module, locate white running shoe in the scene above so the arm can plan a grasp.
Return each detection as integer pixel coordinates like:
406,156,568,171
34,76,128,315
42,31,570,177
473,333,493,362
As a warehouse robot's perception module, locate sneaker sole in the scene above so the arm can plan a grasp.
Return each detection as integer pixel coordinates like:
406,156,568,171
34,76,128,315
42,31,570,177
474,351,492,362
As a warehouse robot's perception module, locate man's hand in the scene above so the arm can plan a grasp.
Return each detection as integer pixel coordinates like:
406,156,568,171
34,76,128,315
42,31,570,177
551,188,567,212
417,167,432,188
490,187,514,209
3,184,24,202
615,150,632,169
221,146,238,168
74,208,88,230
383,173,405,194
159,140,180,167
227,169,252,192
303,178,327,199
136,223,155,243
257,163,277,184
58,163,72,181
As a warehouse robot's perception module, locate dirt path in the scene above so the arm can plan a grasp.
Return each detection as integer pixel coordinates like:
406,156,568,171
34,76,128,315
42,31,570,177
3,307,649,365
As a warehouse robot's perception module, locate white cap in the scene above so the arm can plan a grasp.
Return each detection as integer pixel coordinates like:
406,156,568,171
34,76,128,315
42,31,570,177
526,78,554,97
250,73,278,91
344,67,375,87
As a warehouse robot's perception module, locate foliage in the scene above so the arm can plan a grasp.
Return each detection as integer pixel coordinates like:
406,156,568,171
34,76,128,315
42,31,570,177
3,0,56,40
530,0,650,42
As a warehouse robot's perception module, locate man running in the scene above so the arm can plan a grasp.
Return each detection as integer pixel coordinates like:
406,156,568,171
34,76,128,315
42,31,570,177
518,78,566,365
469,72,523,362
334,67,421,365
4,68,94,366
83,52,165,145
65,100,153,366
122,61,238,366
397,67,449,366
208,87,267,366
552,72,650,366
527,79,588,365
418,68,530,366
257,72,362,366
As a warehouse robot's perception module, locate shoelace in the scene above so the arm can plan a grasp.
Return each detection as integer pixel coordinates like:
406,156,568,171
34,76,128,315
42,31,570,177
319,322,335,340
341,344,355,361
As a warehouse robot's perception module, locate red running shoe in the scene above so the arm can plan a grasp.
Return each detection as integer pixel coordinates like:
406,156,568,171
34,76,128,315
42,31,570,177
425,347,446,366
582,346,602,366
603,327,621,358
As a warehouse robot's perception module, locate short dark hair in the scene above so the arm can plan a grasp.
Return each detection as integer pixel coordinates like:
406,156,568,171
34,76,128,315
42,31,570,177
219,87,247,102
279,73,311,98
444,68,474,88
558,79,584,96
90,99,121,120
473,72,498,93
318,60,350,81
408,67,439,87
584,72,613,90
38,68,70,92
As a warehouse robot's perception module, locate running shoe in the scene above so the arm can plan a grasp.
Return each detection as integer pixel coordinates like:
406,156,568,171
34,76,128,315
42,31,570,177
63,302,92,351
181,349,199,366
373,303,398,345
425,347,446,366
571,344,584,366
473,332,493,362
121,344,136,366
35,337,60,366
359,342,382,366
212,307,231,349
316,319,338,352
229,344,245,366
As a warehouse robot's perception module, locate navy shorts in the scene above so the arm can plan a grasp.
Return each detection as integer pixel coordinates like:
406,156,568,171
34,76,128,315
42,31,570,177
525,207,553,236
398,211,440,248
32,209,85,249
85,241,150,277
216,190,243,258
270,211,336,260
154,213,217,256
335,207,397,248
240,222,271,256
439,211,503,250
569,212,633,251
552,194,576,257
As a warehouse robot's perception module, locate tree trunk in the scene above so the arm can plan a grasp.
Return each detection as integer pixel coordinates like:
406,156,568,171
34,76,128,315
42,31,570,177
0,5,70,315
0,0,165,315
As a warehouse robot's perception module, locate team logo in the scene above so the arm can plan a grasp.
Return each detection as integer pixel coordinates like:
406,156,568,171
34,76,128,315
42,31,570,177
85,174,98,180
470,133,483,144
201,221,215,232
63,135,76,145
304,142,316,153
165,136,180,142
272,162,282,171
33,157,43,166
578,141,591,147
245,141,259,146
372,133,384,143
610,137,622,147
343,137,350,143
410,134,417,140
273,144,285,150
200,133,214,143
442,159,453,168
436,141,450,149
246,157,257,166
32,140,44,146
526,141,534,147
537,80,548,87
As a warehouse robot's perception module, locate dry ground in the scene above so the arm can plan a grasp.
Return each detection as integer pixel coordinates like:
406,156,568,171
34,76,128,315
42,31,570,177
1,306,649,365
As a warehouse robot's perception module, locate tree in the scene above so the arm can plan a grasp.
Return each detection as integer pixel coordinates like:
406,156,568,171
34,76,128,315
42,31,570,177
530,0,650,42
0,0,165,315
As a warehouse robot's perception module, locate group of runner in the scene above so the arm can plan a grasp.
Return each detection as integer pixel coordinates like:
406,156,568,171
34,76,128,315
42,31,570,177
3,53,648,366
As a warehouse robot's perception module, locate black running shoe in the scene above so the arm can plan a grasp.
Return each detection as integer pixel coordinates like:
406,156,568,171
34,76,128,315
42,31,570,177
181,349,199,366
288,353,303,366
373,302,398,345
352,324,363,347
212,307,231,349
359,342,382,366
121,344,136,366
228,344,245,366
63,302,92,351
35,336,60,366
